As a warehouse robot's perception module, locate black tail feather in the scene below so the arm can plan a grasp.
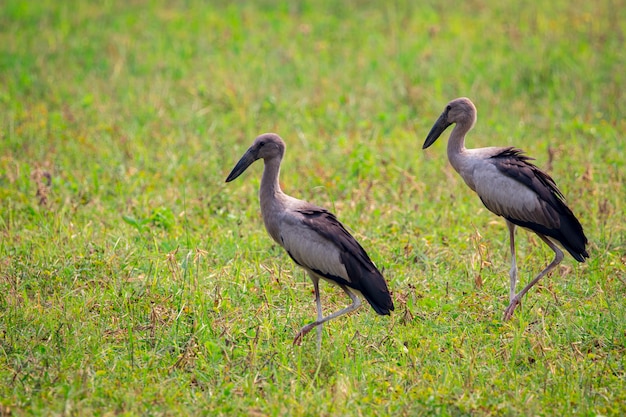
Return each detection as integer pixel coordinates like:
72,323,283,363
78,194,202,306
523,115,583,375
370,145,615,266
340,252,394,315
507,209,589,262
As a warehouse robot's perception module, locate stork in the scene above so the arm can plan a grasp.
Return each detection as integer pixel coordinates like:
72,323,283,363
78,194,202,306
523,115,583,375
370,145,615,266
422,97,589,319
225,133,394,345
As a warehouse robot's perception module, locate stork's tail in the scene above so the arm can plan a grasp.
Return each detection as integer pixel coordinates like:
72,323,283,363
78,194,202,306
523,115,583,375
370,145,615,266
558,211,589,262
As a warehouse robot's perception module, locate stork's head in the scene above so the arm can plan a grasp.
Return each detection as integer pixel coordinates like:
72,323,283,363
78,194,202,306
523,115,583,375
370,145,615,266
423,97,477,149
225,133,286,182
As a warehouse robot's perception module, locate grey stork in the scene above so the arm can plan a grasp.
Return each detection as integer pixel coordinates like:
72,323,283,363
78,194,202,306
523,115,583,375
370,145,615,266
225,133,394,345
422,97,589,319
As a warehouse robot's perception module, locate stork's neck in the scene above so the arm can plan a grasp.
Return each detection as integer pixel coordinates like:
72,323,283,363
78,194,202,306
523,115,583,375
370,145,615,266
259,156,286,243
260,156,284,205
446,122,470,173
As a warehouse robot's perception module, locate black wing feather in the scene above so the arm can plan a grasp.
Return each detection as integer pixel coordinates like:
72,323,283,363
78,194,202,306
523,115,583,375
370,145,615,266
490,147,589,262
296,207,394,315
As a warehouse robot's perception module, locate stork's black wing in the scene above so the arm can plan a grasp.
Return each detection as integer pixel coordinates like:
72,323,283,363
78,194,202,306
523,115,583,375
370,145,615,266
280,206,394,315
489,147,589,261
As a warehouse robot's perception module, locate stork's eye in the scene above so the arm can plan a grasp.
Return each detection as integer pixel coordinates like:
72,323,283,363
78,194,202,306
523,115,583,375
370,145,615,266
259,141,265,147
446,105,452,112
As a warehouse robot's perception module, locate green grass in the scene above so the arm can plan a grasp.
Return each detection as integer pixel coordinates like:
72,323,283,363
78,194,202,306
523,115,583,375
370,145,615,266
1,0,625,415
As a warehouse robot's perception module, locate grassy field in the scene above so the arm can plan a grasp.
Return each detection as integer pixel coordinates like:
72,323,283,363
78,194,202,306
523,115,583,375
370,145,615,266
1,0,625,415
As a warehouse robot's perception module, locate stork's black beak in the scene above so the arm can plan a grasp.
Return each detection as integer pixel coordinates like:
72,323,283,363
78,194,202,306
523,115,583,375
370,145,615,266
423,112,452,149
225,148,257,182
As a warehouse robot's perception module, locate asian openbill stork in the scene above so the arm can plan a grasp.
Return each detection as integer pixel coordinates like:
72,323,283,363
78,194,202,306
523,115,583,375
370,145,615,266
422,97,589,319
225,133,394,345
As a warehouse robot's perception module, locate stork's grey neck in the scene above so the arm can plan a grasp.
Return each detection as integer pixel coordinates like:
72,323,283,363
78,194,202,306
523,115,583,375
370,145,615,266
259,156,286,243
446,122,470,173
260,156,282,199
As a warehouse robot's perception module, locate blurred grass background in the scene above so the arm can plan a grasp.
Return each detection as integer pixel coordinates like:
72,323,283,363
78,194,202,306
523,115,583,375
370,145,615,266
1,0,625,415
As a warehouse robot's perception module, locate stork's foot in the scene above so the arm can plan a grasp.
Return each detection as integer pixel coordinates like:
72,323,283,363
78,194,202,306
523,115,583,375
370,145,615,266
503,298,521,320
293,322,318,346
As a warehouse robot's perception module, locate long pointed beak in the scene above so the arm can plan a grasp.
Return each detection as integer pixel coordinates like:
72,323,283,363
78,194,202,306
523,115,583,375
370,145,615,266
423,112,452,149
225,148,257,182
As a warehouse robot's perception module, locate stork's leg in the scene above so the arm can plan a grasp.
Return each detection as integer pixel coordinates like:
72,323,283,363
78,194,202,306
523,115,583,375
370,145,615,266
503,234,564,320
313,276,323,349
506,221,518,303
293,284,362,345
